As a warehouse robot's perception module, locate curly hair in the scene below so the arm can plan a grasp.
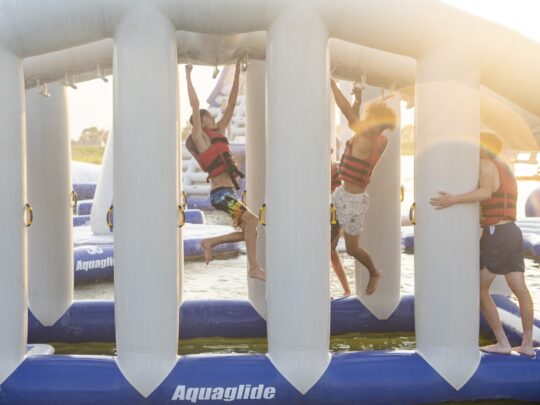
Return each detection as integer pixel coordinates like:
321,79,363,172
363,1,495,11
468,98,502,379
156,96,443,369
365,102,397,131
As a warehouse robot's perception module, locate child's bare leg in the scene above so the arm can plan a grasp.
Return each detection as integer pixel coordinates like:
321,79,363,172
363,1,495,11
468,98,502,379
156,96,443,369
201,232,244,264
506,272,535,356
480,269,511,354
343,232,381,295
238,211,265,281
330,248,351,296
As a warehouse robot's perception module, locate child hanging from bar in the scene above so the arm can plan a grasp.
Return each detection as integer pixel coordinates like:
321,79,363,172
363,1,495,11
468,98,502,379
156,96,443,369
185,60,265,281
329,83,363,297
330,79,397,295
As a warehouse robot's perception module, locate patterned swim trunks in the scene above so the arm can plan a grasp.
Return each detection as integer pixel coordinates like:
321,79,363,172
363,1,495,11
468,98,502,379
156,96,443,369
331,186,370,236
209,187,247,225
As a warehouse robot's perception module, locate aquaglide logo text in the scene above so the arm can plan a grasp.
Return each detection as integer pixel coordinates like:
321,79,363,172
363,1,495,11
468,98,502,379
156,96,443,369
171,384,276,402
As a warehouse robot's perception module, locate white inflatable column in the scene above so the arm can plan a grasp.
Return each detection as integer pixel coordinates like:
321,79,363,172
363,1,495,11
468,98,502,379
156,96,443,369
0,48,27,384
357,88,401,319
113,4,179,397
338,81,353,156
245,60,267,318
26,82,73,326
90,130,113,235
415,44,480,389
266,4,331,394
329,89,336,158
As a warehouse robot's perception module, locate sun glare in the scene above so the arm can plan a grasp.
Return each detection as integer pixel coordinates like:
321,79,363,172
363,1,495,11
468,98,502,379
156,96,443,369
441,0,540,43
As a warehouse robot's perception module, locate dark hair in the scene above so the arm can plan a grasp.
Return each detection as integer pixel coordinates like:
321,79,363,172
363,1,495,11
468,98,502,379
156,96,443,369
189,109,210,125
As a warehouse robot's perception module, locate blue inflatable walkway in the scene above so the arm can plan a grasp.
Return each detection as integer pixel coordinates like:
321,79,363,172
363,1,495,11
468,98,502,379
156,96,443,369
1,295,537,404
402,220,540,258
73,221,241,284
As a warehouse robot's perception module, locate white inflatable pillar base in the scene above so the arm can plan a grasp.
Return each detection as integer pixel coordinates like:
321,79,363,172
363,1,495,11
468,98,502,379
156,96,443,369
417,345,480,390
267,350,331,395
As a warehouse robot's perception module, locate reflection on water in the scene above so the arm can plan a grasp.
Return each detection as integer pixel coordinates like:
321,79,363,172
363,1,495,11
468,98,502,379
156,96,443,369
50,333,495,356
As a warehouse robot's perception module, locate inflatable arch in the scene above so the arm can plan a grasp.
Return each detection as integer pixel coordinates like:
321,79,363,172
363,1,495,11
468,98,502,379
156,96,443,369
1,0,540,403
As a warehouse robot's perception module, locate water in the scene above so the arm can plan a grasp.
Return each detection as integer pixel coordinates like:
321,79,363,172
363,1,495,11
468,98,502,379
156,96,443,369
53,333,496,356
74,244,540,317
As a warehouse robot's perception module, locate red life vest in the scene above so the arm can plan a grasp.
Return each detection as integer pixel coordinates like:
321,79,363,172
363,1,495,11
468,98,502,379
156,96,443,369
480,159,518,227
185,128,245,190
338,133,388,188
331,162,342,193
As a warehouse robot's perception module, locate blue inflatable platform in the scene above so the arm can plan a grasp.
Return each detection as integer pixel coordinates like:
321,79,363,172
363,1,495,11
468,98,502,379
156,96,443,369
72,220,240,284
2,295,537,404
402,222,540,258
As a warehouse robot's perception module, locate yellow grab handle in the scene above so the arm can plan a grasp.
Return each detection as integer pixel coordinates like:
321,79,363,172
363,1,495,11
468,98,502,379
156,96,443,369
409,202,416,225
259,203,266,226
181,191,188,210
330,203,337,225
24,203,33,227
178,205,186,228
106,205,114,230
71,190,78,209
400,185,405,203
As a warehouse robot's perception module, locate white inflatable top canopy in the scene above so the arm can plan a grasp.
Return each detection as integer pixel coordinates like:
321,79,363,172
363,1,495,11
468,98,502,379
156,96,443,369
2,0,540,149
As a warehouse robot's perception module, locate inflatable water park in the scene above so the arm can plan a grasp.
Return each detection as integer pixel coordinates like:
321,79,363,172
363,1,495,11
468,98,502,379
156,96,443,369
1,0,540,403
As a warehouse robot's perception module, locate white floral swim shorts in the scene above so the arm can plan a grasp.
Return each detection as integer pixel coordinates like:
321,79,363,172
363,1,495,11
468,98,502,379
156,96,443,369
331,187,370,236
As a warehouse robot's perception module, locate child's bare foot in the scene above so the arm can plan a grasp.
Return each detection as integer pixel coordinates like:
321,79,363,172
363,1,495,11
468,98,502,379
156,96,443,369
342,291,351,297
365,270,382,295
480,343,511,355
201,239,213,264
249,267,266,281
512,345,535,357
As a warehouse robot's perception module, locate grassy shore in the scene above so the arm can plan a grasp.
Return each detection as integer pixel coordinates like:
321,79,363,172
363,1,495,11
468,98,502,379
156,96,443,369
72,145,105,164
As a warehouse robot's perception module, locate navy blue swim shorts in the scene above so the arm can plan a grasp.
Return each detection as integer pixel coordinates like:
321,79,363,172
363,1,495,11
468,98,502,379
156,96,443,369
480,222,524,275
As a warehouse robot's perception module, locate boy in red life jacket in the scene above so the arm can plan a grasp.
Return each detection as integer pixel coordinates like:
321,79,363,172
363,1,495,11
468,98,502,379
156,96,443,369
330,79,397,295
430,132,534,356
185,61,265,281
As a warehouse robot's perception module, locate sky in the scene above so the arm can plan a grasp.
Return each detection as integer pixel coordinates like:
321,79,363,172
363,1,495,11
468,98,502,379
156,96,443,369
67,1,540,140
67,66,216,140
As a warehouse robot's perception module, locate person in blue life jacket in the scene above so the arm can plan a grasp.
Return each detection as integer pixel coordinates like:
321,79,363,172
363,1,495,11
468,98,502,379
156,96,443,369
185,60,265,281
